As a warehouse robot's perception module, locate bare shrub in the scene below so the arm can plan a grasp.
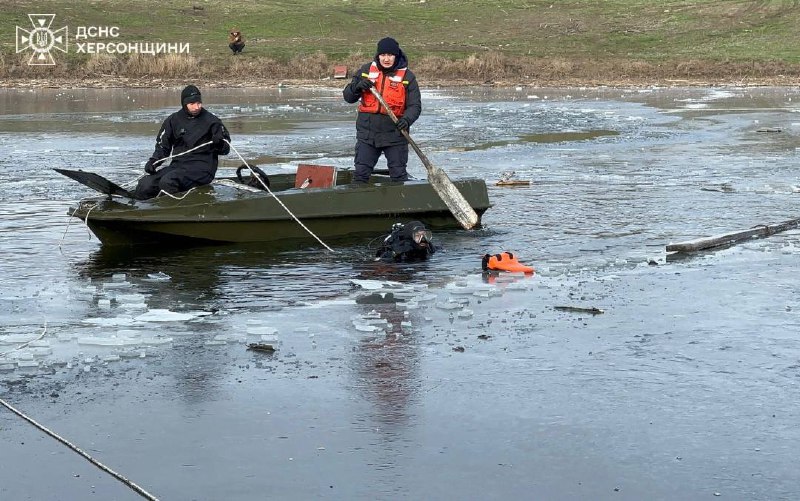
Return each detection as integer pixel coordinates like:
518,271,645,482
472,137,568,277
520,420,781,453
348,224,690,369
4,52,73,78
125,53,200,78
546,58,576,79
675,59,705,78
222,56,282,80
84,53,121,75
4,47,800,87
623,60,656,78
217,51,379,82
287,51,332,79
416,52,525,81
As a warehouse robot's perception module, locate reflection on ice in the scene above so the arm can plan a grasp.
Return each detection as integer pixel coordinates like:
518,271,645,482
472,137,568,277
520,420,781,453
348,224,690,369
134,309,205,322
352,310,391,333
354,323,384,333
0,333,42,345
457,309,474,319
145,272,171,281
82,316,137,326
213,333,247,344
246,325,278,336
349,279,406,290
435,301,464,311
77,334,173,347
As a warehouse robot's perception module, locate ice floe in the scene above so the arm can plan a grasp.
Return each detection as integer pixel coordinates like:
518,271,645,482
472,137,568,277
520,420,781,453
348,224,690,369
134,309,202,322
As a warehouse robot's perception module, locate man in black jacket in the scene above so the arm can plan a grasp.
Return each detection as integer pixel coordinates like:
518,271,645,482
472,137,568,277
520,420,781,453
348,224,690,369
343,37,421,183
375,221,436,262
134,85,230,200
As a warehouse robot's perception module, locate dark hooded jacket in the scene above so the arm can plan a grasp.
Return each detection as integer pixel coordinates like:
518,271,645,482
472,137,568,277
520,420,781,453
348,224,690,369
343,50,421,148
148,93,230,185
376,221,436,262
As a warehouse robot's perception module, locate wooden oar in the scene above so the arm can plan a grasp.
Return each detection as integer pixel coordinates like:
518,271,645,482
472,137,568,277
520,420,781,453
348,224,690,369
368,87,479,230
666,217,800,253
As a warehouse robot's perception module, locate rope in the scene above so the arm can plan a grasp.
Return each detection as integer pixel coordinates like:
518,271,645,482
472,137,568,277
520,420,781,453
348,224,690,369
118,140,216,189
58,199,97,250
0,323,47,359
143,140,216,195
0,397,159,501
156,187,197,200
224,139,335,252
151,140,213,168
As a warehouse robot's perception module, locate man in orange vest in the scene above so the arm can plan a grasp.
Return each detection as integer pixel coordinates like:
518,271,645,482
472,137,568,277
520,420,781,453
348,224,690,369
343,37,421,183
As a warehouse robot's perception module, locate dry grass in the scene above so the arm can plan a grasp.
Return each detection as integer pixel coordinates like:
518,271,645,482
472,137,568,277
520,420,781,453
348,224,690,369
2,51,800,88
124,54,201,78
3,1,800,87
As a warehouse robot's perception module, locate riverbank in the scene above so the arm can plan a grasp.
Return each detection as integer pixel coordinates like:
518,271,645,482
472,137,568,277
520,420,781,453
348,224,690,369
2,73,798,91
5,0,800,90
4,50,799,90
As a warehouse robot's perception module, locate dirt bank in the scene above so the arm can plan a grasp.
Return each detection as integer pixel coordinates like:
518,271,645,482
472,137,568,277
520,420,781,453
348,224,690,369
2,75,798,91
3,53,799,89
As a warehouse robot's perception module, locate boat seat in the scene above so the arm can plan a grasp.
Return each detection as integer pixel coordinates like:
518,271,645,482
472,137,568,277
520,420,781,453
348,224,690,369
295,164,337,189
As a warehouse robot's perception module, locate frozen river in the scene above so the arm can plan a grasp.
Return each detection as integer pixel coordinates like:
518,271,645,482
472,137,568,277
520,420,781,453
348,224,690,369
1,85,799,500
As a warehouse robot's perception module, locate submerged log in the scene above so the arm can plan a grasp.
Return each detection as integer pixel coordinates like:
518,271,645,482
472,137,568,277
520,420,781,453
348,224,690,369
496,180,531,187
666,217,800,253
247,343,276,353
554,306,604,315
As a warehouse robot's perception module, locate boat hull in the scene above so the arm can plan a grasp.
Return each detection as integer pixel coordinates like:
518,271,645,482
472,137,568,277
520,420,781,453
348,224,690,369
68,174,491,246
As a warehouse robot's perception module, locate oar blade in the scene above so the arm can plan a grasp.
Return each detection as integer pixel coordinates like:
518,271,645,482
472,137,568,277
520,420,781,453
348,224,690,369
427,167,480,229
54,168,135,198
367,86,480,230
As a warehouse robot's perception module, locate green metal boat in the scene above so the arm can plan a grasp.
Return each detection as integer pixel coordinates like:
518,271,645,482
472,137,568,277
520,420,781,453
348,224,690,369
58,166,491,246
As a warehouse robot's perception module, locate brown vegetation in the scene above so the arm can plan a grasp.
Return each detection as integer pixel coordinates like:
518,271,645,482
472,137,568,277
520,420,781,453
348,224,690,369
2,52,799,89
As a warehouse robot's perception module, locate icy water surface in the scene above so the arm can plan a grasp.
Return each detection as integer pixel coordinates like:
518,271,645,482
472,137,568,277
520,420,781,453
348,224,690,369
1,86,800,500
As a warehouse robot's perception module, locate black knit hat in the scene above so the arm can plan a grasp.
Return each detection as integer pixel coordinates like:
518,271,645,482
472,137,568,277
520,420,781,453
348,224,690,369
181,85,202,106
376,37,400,56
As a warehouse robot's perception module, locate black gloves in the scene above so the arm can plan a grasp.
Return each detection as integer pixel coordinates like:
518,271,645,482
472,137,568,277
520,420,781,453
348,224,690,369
212,128,225,151
354,78,374,93
144,158,157,175
395,117,410,131
212,126,231,155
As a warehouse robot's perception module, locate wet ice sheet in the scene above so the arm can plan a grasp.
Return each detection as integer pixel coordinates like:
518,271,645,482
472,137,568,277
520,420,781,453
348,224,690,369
3,87,800,499
3,85,800,373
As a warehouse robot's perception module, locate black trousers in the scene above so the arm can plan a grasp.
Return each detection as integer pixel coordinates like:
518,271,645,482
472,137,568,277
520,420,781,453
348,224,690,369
353,140,408,183
134,164,213,200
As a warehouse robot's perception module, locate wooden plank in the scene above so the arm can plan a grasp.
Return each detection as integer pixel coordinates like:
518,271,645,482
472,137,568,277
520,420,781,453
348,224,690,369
666,217,800,253
496,180,530,187
295,164,337,189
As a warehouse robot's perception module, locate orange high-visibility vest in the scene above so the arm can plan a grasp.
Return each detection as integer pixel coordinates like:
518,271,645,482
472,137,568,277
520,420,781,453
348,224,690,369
358,62,408,117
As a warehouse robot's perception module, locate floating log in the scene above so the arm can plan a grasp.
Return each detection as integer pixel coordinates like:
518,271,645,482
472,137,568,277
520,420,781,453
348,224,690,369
554,306,604,315
247,343,276,353
666,217,800,253
496,180,531,187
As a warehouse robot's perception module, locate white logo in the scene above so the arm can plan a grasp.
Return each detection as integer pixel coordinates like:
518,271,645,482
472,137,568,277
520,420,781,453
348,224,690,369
16,14,68,65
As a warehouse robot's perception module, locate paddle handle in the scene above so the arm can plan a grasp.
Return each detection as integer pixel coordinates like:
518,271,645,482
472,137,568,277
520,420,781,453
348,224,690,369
367,87,434,173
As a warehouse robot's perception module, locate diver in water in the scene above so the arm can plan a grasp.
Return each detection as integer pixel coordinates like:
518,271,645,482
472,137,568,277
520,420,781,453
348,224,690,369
375,221,436,262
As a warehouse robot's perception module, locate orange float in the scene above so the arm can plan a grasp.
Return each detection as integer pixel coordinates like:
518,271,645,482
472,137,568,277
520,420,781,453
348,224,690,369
481,251,535,274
